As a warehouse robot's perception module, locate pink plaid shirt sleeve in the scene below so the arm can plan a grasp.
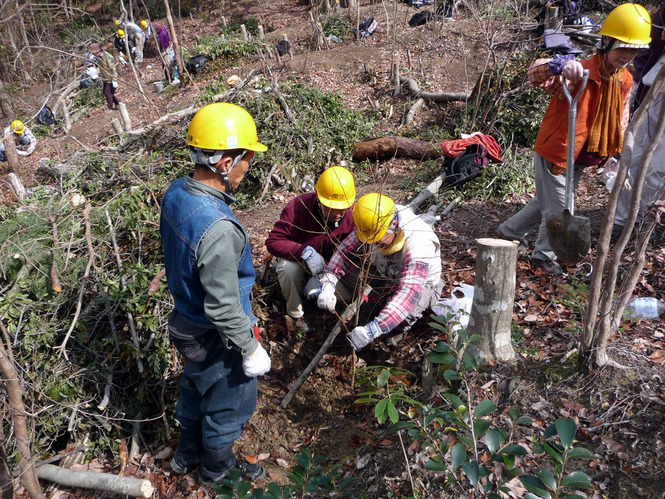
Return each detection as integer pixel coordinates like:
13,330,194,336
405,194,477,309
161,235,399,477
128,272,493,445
528,58,567,100
374,254,429,334
326,231,361,278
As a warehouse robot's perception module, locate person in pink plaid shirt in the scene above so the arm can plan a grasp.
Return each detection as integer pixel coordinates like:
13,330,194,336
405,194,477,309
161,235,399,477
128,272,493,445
317,193,443,350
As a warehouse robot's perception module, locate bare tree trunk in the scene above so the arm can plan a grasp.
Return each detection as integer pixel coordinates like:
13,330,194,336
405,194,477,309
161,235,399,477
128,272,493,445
164,0,185,81
0,81,13,118
36,465,153,497
580,68,665,370
0,425,14,499
0,320,44,499
352,136,440,161
467,238,517,363
3,135,19,172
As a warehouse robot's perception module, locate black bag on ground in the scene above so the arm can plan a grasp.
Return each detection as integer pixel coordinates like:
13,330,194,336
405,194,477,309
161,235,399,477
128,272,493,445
535,0,580,36
352,17,378,38
37,105,56,126
443,144,489,188
409,10,436,26
186,54,208,74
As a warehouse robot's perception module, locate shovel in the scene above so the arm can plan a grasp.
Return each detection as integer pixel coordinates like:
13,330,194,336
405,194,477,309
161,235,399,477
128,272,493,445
546,70,590,264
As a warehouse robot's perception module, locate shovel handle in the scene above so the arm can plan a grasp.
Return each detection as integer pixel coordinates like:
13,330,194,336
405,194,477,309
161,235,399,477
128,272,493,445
560,70,589,214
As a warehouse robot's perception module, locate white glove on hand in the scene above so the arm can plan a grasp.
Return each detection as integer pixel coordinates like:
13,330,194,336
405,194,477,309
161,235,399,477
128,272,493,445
112,80,118,88
562,60,584,83
317,273,338,311
348,321,383,350
305,275,322,299
242,344,271,377
301,246,326,275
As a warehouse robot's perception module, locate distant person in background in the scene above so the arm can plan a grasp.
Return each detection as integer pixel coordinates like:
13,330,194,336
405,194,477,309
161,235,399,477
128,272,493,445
0,120,37,162
140,19,153,51
115,21,146,64
154,23,171,52
631,1,665,109
89,42,120,110
79,51,100,88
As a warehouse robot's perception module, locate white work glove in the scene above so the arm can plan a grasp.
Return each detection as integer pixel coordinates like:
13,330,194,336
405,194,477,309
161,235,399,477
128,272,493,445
317,273,338,312
348,321,383,350
301,246,326,275
562,60,584,84
242,343,271,377
305,275,322,299
111,80,118,88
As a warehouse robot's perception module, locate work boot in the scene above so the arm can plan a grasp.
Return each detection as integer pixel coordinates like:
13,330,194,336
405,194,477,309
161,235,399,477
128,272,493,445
531,258,563,275
170,453,198,475
199,459,266,485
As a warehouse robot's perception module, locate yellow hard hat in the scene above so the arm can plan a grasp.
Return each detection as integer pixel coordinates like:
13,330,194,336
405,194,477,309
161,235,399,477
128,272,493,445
140,20,148,28
117,29,125,38
114,19,120,28
316,166,356,210
11,120,24,134
600,3,651,49
353,193,395,243
186,103,267,152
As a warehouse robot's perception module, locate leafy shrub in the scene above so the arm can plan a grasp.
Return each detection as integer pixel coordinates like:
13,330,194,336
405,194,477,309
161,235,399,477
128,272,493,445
322,15,351,39
464,147,536,201
219,17,273,38
194,35,261,65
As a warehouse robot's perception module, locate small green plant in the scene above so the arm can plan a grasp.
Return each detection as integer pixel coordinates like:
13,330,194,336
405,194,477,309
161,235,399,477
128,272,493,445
211,449,354,498
194,35,261,65
464,147,535,202
322,15,351,39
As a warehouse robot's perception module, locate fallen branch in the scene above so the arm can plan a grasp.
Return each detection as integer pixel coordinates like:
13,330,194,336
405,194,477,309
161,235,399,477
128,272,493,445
403,97,424,125
257,161,286,205
36,464,153,498
281,284,372,408
58,203,95,360
398,75,470,103
49,214,62,293
148,268,166,296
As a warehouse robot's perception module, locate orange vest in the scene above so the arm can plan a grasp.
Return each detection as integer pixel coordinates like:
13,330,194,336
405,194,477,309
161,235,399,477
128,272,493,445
534,53,633,171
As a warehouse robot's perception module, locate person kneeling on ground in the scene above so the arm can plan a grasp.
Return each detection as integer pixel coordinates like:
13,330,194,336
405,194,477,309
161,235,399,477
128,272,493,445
160,103,270,485
0,120,37,162
265,165,356,334
317,193,443,350
495,3,651,274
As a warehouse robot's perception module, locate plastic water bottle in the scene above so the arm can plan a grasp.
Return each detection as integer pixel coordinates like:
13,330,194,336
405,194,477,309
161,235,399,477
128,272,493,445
624,297,665,320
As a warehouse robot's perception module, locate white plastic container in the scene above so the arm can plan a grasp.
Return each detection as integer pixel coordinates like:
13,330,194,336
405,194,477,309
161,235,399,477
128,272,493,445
624,297,665,320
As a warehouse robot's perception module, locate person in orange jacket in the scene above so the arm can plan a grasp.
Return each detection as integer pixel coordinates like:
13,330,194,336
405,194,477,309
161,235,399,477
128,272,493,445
496,3,651,274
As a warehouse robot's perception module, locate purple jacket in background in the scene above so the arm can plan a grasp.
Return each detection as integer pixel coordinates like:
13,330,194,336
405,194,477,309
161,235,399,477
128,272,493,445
633,2,665,107
265,192,355,262
154,23,171,50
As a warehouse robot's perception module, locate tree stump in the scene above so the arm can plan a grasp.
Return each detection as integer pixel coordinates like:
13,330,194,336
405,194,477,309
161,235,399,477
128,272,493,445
467,238,517,363
3,135,19,172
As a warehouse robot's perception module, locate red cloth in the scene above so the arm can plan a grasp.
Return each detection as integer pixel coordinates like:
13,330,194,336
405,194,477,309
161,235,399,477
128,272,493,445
440,134,502,163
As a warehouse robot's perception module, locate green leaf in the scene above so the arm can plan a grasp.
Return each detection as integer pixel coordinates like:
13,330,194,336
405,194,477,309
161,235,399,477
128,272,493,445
524,494,545,499
543,441,564,463
443,369,462,381
385,421,416,434
543,423,557,439
431,341,452,352
537,469,556,490
462,461,479,486
520,475,552,498
428,352,456,365
451,443,466,469
442,393,464,408
532,442,545,454
387,400,399,424
568,447,594,459
474,400,497,418
424,458,447,472
467,334,484,343
502,444,527,455
463,351,478,370
560,471,593,489
485,429,504,453
516,415,535,425
375,398,388,422
502,454,515,468
377,369,391,388
473,418,491,438
555,418,577,450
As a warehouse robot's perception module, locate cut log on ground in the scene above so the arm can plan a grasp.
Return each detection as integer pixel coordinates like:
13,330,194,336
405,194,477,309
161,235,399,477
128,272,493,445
281,284,372,408
352,136,440,162
36,464,154,498
467,238,517,363
3,135,19,172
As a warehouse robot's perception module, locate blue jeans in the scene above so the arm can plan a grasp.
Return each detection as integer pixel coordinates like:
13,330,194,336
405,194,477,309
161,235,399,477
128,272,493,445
171,329,257,479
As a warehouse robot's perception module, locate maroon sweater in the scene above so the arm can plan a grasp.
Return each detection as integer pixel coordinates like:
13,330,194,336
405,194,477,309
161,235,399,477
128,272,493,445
265,192,355,262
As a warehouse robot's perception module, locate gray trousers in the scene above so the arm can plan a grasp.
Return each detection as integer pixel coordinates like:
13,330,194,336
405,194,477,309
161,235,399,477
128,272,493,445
498,152,584,261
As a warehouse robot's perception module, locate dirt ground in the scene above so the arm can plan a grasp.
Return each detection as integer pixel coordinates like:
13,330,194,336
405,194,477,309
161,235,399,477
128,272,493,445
7,0,665,497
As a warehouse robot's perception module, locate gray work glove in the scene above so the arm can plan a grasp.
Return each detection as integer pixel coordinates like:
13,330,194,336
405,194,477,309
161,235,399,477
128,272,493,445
301,245,326,276
348,321,383,350
305,275,322,299
242,344,271,377
111,80,118,88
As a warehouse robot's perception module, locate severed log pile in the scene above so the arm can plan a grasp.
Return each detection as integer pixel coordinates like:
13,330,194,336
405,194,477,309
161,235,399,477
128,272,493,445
36,464,154,498
352,136,441,162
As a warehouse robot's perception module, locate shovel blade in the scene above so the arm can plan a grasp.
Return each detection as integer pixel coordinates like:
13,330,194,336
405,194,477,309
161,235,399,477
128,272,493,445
546,210,590,264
